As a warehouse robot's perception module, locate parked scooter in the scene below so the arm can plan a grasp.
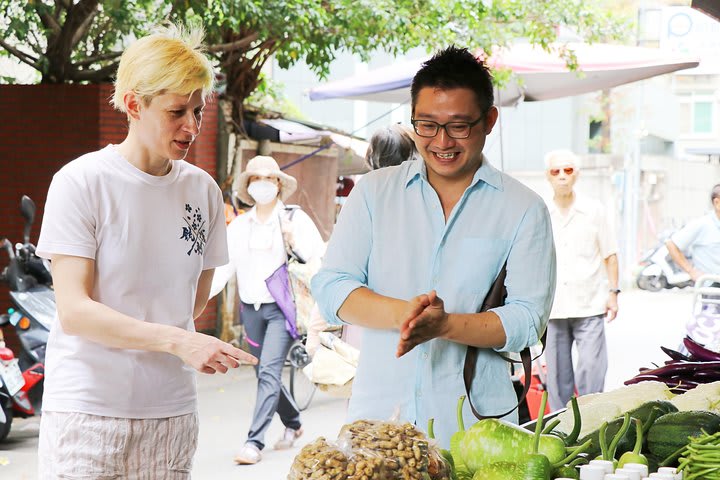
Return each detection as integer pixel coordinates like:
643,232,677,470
636,235,693,292
0,323,42,441
0,195,52,440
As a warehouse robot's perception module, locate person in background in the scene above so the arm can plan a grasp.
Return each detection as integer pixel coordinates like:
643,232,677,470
543,149,620,412
365,123,417,170
312,46,556,448
35,24,257,479
666,183,720,281
210,155,324,465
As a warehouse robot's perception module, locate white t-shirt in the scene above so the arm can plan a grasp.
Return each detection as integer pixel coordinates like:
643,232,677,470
547,195,618,319
36,145,228,419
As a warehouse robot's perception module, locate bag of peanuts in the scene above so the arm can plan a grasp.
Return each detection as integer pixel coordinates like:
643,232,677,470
287,419,452,480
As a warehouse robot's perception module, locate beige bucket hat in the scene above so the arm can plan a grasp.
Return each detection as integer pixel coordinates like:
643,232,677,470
236,155,298,206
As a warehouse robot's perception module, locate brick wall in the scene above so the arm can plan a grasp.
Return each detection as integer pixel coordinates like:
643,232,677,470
0,84,221,341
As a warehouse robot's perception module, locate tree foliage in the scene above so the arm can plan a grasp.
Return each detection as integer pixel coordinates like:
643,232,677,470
0,0,168,83
0,0,629,130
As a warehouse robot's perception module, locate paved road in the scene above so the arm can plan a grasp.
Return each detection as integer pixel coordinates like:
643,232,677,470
0,288,696,479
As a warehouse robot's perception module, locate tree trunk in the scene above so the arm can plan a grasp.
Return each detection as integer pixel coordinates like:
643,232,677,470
218,30,277,134
42,0,100,83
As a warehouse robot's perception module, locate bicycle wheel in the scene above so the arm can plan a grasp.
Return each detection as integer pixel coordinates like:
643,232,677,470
288,341,316,411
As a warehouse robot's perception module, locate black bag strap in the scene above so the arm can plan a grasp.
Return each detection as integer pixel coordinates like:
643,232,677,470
462,263,547,420
284,205,300,220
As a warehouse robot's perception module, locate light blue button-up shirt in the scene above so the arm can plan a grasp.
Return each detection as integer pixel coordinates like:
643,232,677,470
311,157,556,448
671,211,720,275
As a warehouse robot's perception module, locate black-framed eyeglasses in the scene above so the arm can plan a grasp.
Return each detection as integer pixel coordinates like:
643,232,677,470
410,116,484,139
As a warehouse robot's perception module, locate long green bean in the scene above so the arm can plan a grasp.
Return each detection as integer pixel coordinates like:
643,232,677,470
678,430,720,480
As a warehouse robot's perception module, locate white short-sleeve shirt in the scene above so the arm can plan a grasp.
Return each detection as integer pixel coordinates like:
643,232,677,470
210,203,325,305
548,195,618,319
36,145,228,418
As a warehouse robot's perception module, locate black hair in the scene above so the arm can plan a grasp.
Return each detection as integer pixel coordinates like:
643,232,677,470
365,124,416,170
712,184,720,202
411,45,494,115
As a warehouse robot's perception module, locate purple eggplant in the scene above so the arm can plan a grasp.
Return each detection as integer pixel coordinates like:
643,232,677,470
664,378,700,388
661,346,691,361
683,336,720,362
693,370,720,380
624,374,663,385
635,360,720,377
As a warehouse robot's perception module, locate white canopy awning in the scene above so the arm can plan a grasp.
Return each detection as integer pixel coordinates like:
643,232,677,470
309,42,700,107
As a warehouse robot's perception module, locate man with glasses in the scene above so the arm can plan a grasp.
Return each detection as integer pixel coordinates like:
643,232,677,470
543,149,619,412
312,46,556,447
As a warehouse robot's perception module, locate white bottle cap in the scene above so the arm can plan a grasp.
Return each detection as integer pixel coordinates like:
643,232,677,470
649,473,675,479
589,459,615,473
656,467,682,480
615,467,642,480
605,474,630,479
580,464,608,480
615,468,642,480
622,463,649,477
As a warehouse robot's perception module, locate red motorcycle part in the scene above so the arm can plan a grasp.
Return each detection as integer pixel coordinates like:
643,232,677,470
0,347,15,361
12,363,44,415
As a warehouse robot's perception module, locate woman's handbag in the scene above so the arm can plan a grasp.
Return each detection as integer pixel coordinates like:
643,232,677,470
265,262,300,339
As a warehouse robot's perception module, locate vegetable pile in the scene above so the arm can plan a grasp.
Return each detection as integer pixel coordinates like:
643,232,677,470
625,337,720,393
288,337,720,479
677,430,720,479
552,381,673,439
451,392,591,479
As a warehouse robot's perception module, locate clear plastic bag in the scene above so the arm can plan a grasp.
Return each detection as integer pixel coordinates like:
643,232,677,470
288,437,350,480
288,419,452,480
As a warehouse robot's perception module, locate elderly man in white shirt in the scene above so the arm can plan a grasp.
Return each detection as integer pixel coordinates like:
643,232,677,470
544,150,620,412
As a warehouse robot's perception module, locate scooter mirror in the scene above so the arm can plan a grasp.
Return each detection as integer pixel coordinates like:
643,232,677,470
20,195,36,245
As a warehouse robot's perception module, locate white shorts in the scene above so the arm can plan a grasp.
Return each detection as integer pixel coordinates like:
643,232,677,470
38,411,198,480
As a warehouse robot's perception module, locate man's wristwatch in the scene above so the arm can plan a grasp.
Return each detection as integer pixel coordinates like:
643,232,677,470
609,288,621,294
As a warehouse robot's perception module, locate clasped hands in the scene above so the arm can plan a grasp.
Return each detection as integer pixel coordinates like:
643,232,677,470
396,290,450,358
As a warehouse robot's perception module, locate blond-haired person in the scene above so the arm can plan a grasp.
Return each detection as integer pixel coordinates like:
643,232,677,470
544,149,619,412
35,24,257,479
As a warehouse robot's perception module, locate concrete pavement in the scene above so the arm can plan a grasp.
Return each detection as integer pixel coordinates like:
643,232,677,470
0,366,348,479
192,366,347,479
0,288,696,479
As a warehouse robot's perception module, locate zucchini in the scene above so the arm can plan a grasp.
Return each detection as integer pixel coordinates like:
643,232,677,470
578,400,677,457
647,410,720,459
472,462,523,480
459,419,566,472
627,400,678,420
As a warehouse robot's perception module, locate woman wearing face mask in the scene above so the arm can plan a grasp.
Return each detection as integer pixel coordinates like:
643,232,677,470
210,155,324,465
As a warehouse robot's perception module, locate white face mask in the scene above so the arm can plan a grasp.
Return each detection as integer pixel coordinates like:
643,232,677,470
248,179,279,205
